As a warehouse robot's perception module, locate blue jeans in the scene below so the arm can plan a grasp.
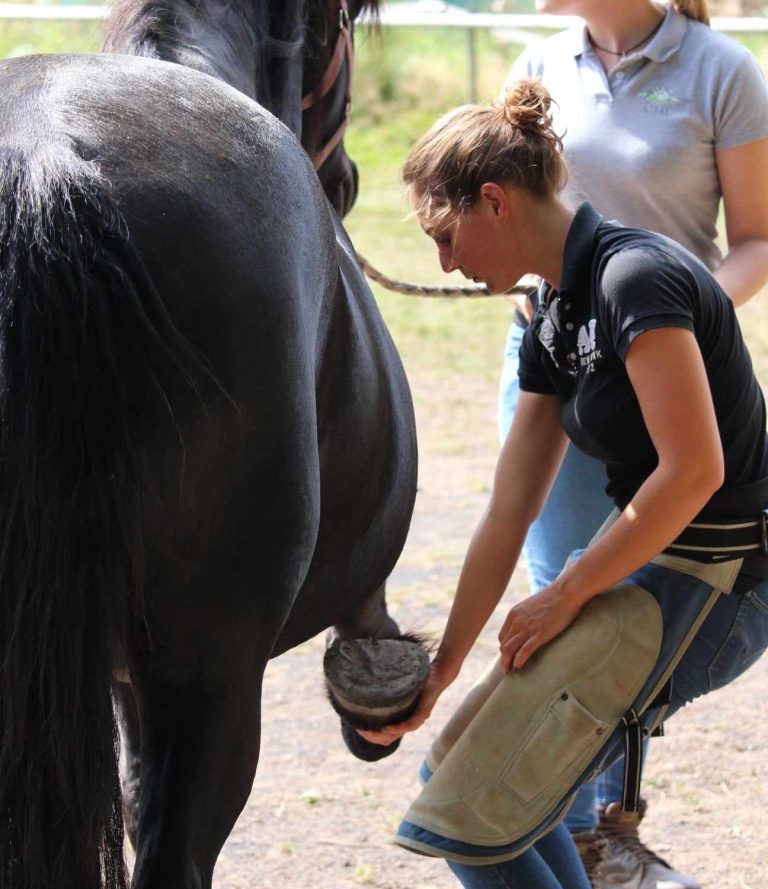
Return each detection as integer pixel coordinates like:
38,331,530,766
442,566,768,887
448,823,591,889
499,319,620,830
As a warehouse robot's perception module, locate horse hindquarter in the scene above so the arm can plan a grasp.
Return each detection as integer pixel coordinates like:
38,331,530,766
0,53,336,889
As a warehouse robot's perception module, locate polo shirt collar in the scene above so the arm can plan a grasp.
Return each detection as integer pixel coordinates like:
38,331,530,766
641,5,687,63
559,202,602,296
569,5,687,64
562,23,586,58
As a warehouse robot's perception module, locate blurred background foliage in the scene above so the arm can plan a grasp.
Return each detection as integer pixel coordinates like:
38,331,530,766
2,3,768,381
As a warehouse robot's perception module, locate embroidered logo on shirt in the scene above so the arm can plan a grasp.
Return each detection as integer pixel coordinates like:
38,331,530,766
577,319,601,372
639,86,681,114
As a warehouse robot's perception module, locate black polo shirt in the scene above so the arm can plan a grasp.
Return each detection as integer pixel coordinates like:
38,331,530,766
519,203,768,516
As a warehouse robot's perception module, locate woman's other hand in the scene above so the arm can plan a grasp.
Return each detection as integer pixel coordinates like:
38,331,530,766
498,584,584,672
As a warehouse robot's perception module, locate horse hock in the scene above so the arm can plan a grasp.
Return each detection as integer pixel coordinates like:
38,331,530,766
324,637,431,761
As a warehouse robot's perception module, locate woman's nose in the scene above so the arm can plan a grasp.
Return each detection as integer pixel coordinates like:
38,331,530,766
438,246,458,274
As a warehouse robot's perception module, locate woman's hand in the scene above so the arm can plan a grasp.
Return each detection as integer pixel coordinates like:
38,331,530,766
356,660,455,746
498,584,584,671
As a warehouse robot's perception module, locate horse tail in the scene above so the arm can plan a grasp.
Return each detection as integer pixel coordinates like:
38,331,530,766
0,150,209,889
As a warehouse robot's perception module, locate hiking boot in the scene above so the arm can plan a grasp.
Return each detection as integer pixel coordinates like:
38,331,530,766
572,829,609,889
595,800,701,889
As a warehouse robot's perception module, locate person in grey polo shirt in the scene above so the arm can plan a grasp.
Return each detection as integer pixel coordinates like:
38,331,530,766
496,1,768,887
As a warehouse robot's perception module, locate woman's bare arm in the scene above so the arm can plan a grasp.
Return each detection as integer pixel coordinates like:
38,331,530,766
499,327,724,669
715,138,768,307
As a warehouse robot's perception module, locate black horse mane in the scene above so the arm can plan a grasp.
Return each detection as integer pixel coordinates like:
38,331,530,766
104,0,380,105
301,0,380,158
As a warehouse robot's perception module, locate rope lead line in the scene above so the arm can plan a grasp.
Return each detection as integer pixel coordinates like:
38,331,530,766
356,252,538,299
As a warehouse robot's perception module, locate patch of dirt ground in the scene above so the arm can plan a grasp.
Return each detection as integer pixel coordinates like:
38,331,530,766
212,367,768,889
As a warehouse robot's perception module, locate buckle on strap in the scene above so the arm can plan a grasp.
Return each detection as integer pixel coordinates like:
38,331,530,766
761,508,768,556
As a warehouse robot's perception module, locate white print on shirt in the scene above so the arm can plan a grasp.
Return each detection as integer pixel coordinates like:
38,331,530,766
639,85,682,115
577,319,601,373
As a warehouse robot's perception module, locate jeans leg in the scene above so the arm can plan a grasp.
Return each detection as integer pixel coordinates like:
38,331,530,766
665,579,768,718
523,445,612,593
497,321,524,446
565,781,599,832
447,823,591,889
595,576,768,810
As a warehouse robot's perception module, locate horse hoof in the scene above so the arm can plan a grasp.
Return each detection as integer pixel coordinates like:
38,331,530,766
323,637,430,726
340,718,402,762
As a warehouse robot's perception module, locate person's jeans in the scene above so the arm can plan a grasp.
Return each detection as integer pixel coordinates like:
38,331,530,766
447,823,591,889
441,563,768,888
499,319,620,831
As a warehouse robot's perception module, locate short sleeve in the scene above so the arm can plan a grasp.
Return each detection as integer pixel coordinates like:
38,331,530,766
598,247,696,362
518,322,558,395
713,47,768,150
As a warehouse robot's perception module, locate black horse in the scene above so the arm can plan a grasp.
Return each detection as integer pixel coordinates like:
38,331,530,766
0,2,420,888
104,0,361,218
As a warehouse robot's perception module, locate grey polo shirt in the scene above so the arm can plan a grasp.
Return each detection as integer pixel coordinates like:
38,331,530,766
504,6,768,270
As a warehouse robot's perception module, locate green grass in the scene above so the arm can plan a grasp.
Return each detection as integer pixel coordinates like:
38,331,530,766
0,20,102,57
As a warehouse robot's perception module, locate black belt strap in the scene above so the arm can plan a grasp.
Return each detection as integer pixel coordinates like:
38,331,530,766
664,509,768,563
621,708,644,813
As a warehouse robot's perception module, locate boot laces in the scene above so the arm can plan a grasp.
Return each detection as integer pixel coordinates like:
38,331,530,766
609,831,673,869
598,802,674,871
574,833,608,889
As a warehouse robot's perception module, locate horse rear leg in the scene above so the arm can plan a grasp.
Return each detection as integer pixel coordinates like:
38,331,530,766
129,639,270,889
326,583,431,762
328,581,399,643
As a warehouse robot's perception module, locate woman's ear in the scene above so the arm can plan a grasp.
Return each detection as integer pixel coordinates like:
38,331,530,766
479,182,509,218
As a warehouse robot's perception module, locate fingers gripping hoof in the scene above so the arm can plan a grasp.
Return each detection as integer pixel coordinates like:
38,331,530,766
340,719,403,762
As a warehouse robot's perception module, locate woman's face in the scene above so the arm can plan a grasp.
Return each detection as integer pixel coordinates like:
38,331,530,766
420,193,521,295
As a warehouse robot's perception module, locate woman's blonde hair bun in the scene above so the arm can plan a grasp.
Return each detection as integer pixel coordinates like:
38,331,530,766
497,78,555,134
402,78,567,221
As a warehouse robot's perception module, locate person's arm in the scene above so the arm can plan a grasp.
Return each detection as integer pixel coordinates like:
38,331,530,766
714,137,768,307
499,327,724,670
358,391,568,745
